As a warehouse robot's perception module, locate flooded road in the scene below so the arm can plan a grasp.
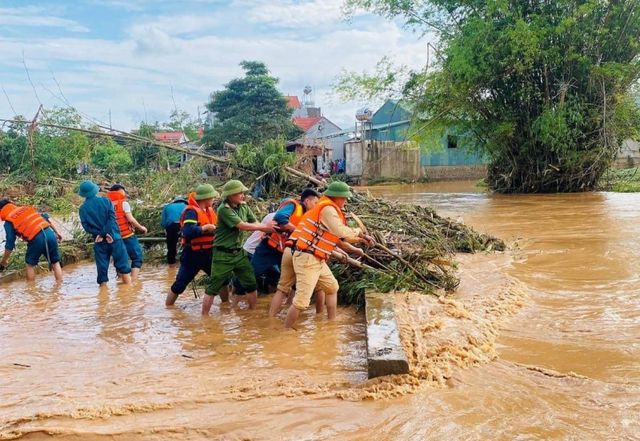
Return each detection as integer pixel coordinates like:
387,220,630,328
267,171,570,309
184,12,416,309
366,182,640,439
2,182,639,440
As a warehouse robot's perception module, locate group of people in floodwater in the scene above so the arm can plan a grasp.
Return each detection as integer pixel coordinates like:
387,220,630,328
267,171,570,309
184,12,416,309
0,179,374,328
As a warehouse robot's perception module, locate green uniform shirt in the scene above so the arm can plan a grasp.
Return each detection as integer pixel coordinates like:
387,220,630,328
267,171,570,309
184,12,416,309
214,202,257,250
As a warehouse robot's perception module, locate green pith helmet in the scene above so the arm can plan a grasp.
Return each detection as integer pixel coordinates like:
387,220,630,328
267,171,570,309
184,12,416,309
324,181,352,198
221,179,249,199
194,183,219,201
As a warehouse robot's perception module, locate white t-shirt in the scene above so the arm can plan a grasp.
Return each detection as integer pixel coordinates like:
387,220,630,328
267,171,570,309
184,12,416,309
122,201,132,213
242,212,275,255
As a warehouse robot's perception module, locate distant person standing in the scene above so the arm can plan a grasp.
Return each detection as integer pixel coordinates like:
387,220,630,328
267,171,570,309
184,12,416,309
161,196,187,267
0,199,64,282
78,180,132,286
106,184,147,281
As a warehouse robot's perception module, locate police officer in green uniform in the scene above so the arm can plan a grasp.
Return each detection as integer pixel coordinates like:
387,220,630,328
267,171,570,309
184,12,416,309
202,180,275,314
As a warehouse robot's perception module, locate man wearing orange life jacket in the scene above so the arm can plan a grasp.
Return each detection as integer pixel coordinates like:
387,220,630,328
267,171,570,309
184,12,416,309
106,184,147,281
283,181,373,328
165,184,220,307
0,199,64,282
263,188,324,317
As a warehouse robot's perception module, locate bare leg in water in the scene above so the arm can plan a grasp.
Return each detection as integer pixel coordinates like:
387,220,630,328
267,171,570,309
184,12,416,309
314,290,326,314
25,264,36,282
51,262,63,282
202,286,233,315
268,288,288,317
325,292,337,320
231,291,257,310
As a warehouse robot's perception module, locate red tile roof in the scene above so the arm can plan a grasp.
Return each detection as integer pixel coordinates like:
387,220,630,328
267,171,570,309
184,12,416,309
293,116,321,131
285,95,301,109
152,132,185,143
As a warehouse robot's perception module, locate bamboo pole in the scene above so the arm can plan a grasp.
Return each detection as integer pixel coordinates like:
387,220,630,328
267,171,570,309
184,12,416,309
330,250,374,270
0,119,329,188
0,118,229,164
350,212,438,287
374,242,438,288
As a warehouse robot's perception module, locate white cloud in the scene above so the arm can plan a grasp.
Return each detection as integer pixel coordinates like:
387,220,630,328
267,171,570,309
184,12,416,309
243,0,347,28
0,3,432,130
87,0,145,12
0,6,89,32
130,14,220,37
128,13,221,53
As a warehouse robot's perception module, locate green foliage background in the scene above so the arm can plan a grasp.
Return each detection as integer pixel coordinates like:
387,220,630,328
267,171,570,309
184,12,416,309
342,0,640,193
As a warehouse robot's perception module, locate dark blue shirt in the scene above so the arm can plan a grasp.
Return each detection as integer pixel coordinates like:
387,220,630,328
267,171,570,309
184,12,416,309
161,201,186,228
3,213,50,250
79,195,121,239
180,208,203,240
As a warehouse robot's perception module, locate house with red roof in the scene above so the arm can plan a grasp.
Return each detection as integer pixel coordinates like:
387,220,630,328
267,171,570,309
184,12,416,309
152,131,189,145
285,88,349,173
152,131,204,165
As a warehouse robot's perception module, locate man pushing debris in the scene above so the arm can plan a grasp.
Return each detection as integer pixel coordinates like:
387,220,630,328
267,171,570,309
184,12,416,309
0,199,64,282
266,188,324,317
203,179,275,313
78,180,132,286
166,184,220,308
284,181,373,328
106,184,147,281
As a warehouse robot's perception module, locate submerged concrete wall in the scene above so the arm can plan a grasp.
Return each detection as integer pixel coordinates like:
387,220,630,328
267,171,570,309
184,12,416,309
423,164,487,181
365,291,410,378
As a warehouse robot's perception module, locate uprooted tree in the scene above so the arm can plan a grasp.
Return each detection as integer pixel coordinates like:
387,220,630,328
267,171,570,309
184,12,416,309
341,0,640,193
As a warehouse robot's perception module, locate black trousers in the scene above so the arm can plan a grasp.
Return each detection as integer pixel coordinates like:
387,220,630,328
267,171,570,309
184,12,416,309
165,223,181,264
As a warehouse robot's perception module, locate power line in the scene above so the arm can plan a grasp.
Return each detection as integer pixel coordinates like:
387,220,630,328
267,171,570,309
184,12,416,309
22,51,44,112
1,84,17,116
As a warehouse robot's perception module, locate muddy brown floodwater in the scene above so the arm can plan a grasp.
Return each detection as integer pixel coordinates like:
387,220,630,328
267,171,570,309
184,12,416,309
2,181,639,440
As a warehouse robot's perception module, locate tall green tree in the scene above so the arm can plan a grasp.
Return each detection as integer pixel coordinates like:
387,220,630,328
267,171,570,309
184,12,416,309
202,61,302,150
343,0,640,192
91,138,133,176
0,107,92,179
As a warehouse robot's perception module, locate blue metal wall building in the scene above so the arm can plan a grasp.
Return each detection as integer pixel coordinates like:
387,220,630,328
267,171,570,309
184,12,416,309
368,100,486,167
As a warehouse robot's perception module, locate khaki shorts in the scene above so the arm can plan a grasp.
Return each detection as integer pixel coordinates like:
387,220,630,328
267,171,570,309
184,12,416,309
291,251,338,310
276,248,296,294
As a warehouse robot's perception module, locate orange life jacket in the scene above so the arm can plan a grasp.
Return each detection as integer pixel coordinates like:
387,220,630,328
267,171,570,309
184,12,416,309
1,203,50,242
288,196,346,261
266,199,304,253
180,192,217,251
106,190,135,239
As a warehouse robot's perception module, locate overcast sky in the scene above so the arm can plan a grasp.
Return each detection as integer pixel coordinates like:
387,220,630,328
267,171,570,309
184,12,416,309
0,0,431,131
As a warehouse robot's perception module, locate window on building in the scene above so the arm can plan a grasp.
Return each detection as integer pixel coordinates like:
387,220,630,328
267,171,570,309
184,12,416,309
447,135,458,149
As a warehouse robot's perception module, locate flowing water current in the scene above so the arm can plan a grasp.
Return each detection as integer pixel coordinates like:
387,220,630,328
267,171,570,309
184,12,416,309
1,181,638,440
